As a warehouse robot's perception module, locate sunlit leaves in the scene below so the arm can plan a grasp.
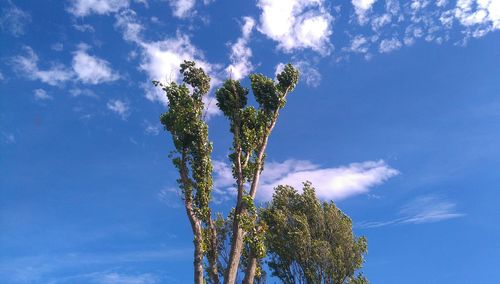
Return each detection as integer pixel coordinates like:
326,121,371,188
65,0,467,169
261,182,368,284
157,60,213,222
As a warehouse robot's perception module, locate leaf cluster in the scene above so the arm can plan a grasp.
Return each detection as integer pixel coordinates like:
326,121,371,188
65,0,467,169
261,182,368,284
157,60,213,221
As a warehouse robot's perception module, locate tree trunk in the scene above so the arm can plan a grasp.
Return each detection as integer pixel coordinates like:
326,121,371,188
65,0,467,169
180,149,205,284
185,198,204,284
243,256,257,284
208,218,220,284
224,225,244,283
225,112,280,284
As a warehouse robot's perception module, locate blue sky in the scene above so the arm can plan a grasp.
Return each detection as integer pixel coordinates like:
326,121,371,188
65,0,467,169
1,0,500,283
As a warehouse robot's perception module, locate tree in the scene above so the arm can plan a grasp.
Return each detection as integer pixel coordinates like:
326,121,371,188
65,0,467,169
217,65,299,284
156,61,299,283
261,182,368,284
154,61,218,284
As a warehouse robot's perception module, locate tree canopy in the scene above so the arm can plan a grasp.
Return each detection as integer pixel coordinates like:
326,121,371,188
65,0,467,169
261,182,368,284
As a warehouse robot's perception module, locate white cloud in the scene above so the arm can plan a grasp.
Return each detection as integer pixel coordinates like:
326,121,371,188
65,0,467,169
257,0,333,55
107,99,130,119
213,159,398,201
437,0,449,7
379,38,402,53
0,2,31,37
138,34,216,103
371,13,392,30
169,0,196,18
352,0,377,24
455,0,500,34
34,89,53,100
12,47,73,86
68,0,130,16
115,9,221,118
346,35,370,53
72,44,120,84
225,17,255,80
12,45,118,86
358,195,464,228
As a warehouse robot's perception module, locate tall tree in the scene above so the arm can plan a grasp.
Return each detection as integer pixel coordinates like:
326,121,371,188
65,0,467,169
156,61,300,283
216,66,299,284
155,61,218,284
261,182,369,284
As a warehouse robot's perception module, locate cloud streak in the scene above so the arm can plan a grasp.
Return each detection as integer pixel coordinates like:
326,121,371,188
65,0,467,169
358,195,465,228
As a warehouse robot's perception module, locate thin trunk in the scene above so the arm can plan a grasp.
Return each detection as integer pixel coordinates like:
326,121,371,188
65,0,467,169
225,111,280,284
224,226,244,283
208,218,220,284
184,192,204,284
180,149,205,284
249,111,278,198
224,121,246,284
242,256,257,284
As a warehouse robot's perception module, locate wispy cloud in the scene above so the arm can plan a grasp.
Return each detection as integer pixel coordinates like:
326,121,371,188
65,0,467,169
0,249,189,284
358,195,465,228
34,88,53,101
168,0,195,18
107,99,130,119
12,45,119,87
67,0,130,17
143,120,161,136
72,44,120,84
0,1,31,37
226,17,256,80
157,187,183,208
212,159,398,201
12,47,73,86
91,272,158,284
1,132,16,144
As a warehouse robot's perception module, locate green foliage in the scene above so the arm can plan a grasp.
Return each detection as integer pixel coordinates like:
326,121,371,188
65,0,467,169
249,74,280,113
249,63,299,113
180,60,211,98
156,60,213,221
261,182,369,284
276,64,300,95
215,79,248,118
